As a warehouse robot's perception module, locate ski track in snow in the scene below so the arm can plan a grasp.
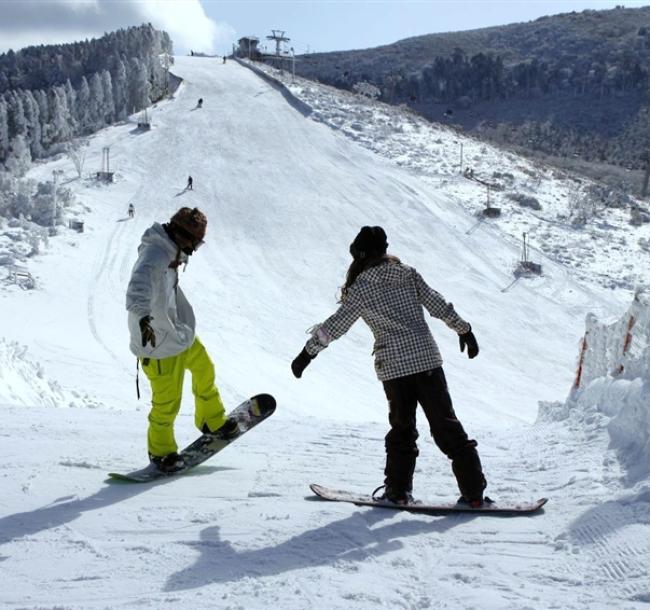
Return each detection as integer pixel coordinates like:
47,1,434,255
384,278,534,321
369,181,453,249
0,57,648,609
86,218,128,373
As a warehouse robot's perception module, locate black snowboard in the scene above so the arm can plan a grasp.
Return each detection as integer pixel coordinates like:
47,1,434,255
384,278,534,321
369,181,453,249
109,393,276,482
310,484,548,515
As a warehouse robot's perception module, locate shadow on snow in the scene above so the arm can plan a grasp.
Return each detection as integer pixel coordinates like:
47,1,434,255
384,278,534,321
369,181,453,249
165,507,472,591
567,487,650,547
0,465,228,547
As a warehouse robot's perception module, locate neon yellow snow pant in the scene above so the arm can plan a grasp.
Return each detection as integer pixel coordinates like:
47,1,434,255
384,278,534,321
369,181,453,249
141,336,227,457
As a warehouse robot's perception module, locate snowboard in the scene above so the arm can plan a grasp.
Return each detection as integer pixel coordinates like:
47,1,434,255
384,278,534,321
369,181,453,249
108,393,276,483
310,484,548,515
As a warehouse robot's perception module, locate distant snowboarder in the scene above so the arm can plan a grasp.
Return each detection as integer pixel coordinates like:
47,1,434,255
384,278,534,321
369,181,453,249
187,175,193,190
128,203,135,219
197,98,203,109
125,207,237,473
291,226,488,507
223,56,227,64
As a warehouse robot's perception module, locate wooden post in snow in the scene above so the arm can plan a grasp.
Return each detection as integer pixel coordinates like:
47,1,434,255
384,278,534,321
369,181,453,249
641,151,650,198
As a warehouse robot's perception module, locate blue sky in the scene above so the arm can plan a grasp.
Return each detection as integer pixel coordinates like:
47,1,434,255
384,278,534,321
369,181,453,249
206,0,642,55
0,0,644,56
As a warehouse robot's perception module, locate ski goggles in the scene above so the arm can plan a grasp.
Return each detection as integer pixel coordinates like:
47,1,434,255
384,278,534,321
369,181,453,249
173,224,205,251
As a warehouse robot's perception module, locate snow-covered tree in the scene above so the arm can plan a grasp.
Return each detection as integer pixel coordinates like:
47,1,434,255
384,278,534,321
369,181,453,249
63,80,78,135
88,72,105,131
0,174,32,220
34,89,50,150
101,70,115,123
159,52,174,97
22,91,43,158
112,58,128,120
6,91,27,138
352,81,381,100
4,135,32,176
128,58,151,115
47,87,72,146
0,24,173,158
66,139,88,179
76,76,91,133
0,98,9,162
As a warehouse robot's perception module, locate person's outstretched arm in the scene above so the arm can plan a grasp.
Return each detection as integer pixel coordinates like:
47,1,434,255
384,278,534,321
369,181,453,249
413,269,479,358
291,291,363,378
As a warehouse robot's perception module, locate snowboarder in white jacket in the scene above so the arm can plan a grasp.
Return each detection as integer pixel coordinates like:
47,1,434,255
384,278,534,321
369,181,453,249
126,207,236,472
291,226,487,506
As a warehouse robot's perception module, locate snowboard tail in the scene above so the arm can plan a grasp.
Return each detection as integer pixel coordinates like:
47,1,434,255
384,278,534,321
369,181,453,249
310,484,548,515
109,393,276,483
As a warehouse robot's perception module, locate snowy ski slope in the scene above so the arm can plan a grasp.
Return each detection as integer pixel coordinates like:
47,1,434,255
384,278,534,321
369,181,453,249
1,57,648,609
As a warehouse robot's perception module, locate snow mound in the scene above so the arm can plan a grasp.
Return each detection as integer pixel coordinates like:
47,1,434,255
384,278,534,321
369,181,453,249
0,338,92,408
542,289,650,480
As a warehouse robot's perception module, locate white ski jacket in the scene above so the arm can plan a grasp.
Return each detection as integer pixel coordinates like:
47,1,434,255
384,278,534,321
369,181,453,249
126,223,196,359
305,261,470,381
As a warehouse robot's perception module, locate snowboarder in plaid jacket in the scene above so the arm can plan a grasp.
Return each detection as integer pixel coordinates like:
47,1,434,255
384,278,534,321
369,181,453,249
291,226,487,506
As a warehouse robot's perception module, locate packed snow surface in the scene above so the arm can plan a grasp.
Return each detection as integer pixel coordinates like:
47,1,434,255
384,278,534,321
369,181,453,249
1,57,649,609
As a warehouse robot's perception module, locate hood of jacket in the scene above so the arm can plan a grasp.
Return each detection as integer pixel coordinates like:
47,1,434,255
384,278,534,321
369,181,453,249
138,222,188,265
356,260,412,286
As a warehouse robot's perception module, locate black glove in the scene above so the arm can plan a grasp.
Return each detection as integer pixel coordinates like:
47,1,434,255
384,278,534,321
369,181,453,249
459,326,479,359
139,315,156,348
291,347,315,378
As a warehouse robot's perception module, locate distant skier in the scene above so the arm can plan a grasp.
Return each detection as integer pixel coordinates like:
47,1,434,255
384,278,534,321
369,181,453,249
223,56,227,64
128,203,135,219
197,98,203,109
291,226,488,507
186,175,193,190
126,207,237,472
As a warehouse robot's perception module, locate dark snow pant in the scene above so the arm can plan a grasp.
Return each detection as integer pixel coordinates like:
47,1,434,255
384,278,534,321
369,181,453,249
381,367,486,500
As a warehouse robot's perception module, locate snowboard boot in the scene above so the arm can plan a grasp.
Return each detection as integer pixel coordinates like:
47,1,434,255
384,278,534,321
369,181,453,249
149,451,185,473
202,416,239,440
457,495,494,508
372,484,415,506
451,440,487,504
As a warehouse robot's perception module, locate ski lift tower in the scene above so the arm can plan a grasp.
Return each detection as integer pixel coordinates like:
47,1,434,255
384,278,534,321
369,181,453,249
137,107,151,130
96,147,114,183
266,29,291,70
514,232,542,277
266,30,290,57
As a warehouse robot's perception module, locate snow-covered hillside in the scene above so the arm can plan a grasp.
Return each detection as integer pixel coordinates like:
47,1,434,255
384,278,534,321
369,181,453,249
251,60,650,293
1,57,648,609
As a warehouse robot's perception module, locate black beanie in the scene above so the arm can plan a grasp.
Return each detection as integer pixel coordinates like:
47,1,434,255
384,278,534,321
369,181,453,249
349,226,388,259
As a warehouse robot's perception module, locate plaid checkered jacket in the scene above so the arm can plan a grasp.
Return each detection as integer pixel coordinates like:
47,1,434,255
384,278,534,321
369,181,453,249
305,261,470,381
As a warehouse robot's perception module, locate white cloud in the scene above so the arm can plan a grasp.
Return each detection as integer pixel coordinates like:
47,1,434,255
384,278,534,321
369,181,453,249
150,1,236,53
0,0,235,54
